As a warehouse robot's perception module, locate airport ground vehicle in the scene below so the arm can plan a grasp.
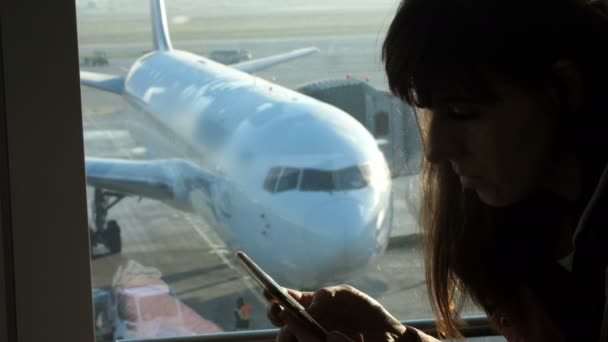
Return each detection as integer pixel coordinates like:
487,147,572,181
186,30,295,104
82,50,109,66
92,288,117,342
208,49,252,65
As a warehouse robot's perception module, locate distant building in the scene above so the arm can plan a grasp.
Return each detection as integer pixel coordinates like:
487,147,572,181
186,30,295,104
296,78,422,177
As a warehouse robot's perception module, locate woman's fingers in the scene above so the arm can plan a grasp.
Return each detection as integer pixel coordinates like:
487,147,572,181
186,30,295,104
276,308,363,342
277,310,361,342
266,288,316,328
278,310,325,342
267,302,285,327
277,326,298,342
264,289,277,303
265,288,314,307
285,288,315,307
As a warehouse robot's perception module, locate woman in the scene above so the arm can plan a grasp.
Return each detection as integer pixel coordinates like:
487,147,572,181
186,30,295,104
267,0,608,341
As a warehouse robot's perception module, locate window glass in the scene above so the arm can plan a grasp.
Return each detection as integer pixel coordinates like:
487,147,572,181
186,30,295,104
276,168,300,192
374,111,390,137
300,169,334,191
334,164,369,190
264,167,282,193
77,1,485,341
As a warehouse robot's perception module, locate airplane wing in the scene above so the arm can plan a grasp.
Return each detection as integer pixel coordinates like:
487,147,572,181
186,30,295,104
232,47,320,73
85,157,216,212
80,71,125,94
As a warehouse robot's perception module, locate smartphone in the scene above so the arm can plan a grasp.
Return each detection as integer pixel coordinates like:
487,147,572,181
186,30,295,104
235,251,328,338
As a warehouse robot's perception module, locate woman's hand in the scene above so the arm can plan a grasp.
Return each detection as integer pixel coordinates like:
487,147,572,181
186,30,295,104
266,284,407,342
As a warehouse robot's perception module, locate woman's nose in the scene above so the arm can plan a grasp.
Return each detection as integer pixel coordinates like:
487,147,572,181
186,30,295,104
424,116,463,164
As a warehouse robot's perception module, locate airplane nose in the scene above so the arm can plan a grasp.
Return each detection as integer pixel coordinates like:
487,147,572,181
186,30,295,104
302,197,380,280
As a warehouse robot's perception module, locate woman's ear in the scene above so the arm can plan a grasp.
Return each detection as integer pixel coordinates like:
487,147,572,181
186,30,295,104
551,60,584,112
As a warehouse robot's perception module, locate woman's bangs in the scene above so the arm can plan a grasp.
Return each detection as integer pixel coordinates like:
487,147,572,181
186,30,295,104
386,15,497,108
407,51,497,108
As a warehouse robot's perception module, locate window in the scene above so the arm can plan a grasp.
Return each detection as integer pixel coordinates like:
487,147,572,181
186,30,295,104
0,1,497,342
0,1,501,342
300,169,334,191
334,164,371,191
265,164,377,193
76,1,459,339
276,168,300,192
374,111,390,137
264,167,282,192
264,167,301,193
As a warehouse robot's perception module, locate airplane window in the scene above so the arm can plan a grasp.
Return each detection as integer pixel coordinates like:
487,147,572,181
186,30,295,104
77,1,486,341
374,111,390,137
263,167,282,192
275,167,300,192
300,169,335,191
334,164,370,190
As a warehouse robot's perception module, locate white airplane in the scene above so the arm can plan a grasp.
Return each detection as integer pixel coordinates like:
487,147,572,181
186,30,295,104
81,0,393,288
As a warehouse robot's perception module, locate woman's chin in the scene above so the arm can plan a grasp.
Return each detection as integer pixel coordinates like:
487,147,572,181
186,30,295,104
476,187,517,208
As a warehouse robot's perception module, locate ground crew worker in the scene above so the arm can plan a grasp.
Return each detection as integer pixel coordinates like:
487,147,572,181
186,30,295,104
234,296,251,330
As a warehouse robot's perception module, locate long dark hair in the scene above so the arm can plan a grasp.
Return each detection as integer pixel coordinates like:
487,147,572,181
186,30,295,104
382,0,608,338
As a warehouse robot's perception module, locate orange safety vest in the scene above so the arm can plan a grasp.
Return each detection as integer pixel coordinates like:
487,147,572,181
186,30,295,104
238,303,252,319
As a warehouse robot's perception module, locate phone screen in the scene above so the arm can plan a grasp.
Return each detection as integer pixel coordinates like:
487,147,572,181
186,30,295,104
235,251,328,338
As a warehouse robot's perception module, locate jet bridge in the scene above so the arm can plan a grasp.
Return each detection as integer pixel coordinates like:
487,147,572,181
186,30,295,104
297,78,422,177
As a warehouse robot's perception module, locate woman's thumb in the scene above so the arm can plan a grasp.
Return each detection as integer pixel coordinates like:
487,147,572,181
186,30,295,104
326,331,364,342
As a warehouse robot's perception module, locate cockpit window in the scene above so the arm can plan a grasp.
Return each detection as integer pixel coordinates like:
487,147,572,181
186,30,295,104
264,163,378,193
300,169,334,191
276,168,300,192
334,164,371,190
263,167,281,192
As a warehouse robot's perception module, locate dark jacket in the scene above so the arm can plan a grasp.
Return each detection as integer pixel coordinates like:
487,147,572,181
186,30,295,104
399,162,608,342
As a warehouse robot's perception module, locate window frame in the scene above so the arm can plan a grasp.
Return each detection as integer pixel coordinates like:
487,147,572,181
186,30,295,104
0,15,14,342
1,2,94,342
109,316,495,342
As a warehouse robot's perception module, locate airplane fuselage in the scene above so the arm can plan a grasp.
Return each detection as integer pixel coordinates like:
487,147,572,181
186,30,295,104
119,50,393,287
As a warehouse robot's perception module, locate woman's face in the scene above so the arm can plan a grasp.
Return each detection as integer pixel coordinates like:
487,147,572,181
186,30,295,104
418,78,559,207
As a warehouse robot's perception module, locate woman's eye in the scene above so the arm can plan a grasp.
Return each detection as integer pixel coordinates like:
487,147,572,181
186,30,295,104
446,107,480,120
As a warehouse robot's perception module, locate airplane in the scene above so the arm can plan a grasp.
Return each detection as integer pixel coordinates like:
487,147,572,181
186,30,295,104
80,0,394,288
